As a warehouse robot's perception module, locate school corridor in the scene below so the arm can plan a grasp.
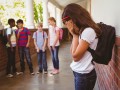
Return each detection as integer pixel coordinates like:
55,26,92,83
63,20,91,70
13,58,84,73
0,42,99,90
0,42,74,90
0,0,120,90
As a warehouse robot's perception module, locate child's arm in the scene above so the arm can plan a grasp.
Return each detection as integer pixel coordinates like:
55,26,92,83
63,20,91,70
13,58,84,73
17,29,22,39
33,38,38,49
53,30,60,48
71,35,89,62
43,38,47,51
43,32,48,51
47,31,51,50
26,35,30,47
34,38,40,53
26,29,31,47
7,28,13,51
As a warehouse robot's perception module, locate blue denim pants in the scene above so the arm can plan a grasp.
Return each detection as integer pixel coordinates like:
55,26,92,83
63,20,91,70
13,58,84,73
18,47,33,73
73,69,97,90
50,46,59,69
37,50,47,72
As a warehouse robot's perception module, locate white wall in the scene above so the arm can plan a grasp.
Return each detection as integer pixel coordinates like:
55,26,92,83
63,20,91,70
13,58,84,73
91,0,120,36
77,0,87,10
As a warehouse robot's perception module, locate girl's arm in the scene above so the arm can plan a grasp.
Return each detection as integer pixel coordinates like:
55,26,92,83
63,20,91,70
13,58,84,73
53,30,60,47
47,30,51,51
71,35,89,62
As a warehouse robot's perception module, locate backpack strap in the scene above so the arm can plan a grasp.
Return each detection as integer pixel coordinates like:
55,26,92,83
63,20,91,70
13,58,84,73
35,31,45,41
43,31,44,39
88,47,95,65
35,31,37,42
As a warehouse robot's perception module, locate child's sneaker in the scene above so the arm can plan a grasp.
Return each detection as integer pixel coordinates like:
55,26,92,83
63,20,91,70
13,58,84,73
37,71,40,74
51,69,59,75
19,72,24,75
51,69,56,74
37,71,42,74
16,72,20,75
7,74,13,78
44,71,48,74
31,72,35,75
37,70,42,74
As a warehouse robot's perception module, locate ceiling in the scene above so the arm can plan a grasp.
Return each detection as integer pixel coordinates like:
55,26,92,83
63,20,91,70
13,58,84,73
49,0,86,9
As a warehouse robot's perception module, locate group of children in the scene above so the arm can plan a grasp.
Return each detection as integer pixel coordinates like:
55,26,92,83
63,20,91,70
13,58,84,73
5,3,99,90
6,17,61,78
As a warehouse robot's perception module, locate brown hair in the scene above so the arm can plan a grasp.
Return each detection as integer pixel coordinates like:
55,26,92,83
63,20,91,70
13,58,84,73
48,17,56,23
62,3,101,36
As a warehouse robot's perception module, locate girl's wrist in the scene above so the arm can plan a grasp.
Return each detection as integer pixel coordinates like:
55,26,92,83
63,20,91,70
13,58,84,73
73,34,79,38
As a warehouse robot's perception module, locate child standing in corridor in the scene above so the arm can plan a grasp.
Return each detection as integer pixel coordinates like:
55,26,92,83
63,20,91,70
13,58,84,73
33,23,48,74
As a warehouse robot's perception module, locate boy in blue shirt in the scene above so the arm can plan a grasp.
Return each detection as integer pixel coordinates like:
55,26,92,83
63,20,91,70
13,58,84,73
33,23,48,74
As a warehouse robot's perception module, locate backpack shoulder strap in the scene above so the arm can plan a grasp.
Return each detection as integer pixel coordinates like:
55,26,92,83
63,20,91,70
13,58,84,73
43,31,44,39
35,31,37,41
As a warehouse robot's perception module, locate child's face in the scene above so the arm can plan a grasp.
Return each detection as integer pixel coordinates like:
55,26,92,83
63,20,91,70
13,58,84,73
10,22,15,27
37,25,42,31
48,20,55,26
17,23,23,29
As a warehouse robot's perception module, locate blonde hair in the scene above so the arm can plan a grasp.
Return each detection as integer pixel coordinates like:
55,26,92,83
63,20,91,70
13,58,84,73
37,22,43,27
48,17,56,23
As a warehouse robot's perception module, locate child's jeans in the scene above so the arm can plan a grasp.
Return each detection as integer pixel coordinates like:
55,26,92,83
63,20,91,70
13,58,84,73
6,47,17,74
18,47,34,73
50,46,59,70
73,69,97,90
37,50,48,72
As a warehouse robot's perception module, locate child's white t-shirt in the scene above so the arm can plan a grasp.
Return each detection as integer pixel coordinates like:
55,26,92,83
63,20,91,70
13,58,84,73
6,27,16,47
49,26,60,46
70,27,98,74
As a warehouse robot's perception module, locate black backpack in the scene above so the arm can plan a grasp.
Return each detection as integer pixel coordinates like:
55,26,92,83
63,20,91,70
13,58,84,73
2,29,7,45
88,22,116,65
2,28,13,45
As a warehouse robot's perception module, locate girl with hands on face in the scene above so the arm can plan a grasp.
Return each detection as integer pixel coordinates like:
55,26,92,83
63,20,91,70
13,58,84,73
62,3,101,90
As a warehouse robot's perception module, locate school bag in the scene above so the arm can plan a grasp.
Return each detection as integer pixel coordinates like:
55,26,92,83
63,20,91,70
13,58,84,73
2,28,13,45
2,29,7,45
88,22,116,65
55,27,63,41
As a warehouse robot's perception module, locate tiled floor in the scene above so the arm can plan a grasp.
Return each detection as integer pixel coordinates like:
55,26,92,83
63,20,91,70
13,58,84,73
0,42,74,90
0,42,99,90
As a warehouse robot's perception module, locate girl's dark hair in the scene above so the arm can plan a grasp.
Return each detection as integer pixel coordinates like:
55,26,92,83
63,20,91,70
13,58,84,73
8,18,15,24
62,3,101,36
16,19,23,24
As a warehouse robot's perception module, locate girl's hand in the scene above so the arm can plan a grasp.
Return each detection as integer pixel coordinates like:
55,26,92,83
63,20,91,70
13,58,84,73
52,46,55,50
66,20,74,35
65,20,79,36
